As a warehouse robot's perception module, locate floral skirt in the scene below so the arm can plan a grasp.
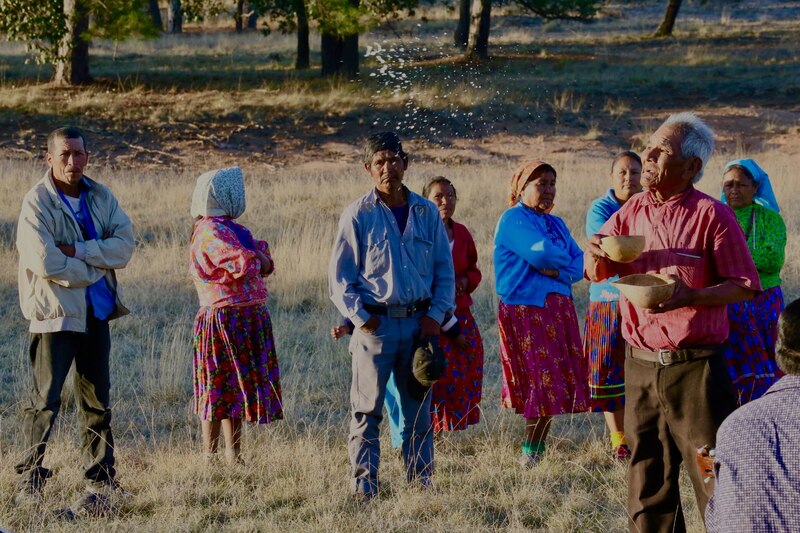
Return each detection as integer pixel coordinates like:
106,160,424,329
724,287,783,405
193,304,283,423
498,294,589,418
584,301,625,413
430,307,484,432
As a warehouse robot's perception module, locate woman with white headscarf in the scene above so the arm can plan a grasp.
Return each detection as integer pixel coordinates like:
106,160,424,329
190,167,283,465
721,158,786,404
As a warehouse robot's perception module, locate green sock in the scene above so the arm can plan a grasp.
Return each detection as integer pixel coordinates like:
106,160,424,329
522,440,546,455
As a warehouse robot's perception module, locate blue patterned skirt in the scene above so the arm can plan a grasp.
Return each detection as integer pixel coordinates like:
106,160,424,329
724,286,783,405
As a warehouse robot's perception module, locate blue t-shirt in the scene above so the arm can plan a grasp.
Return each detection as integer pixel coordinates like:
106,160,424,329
390,204,410,234
586,189,623,302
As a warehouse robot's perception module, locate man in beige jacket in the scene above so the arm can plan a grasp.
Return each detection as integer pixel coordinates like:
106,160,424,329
14,126,135,515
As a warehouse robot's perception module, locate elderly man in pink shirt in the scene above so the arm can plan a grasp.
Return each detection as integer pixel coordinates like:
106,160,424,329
585,112,761,533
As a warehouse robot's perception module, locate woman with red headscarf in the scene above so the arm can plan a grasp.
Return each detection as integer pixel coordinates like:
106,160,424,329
494,161,589,467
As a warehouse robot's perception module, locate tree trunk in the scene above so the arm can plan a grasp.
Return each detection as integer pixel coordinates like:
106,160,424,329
247,3,258,29
342,34,358,76
466,0,491,60
235,0,244,33
321,33,341,76
654,0,683,37
321,32,358,77
148,0,163,31
167,0,183,33
295,0,310,69
54,0,91,85
454,0,471,49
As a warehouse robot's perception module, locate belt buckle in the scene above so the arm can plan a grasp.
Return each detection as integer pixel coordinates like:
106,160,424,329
658,349,674,366
388,306,409,318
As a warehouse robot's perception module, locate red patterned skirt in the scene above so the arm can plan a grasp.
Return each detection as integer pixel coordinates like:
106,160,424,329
193,304,283,423
430,307,484,432
498,294,590,418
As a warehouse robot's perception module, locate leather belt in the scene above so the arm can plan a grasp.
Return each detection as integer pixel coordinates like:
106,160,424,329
363,299,430,318
628,345,717,366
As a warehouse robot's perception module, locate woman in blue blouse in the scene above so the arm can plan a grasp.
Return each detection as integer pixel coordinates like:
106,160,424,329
583,151,642,460
494,160,589,467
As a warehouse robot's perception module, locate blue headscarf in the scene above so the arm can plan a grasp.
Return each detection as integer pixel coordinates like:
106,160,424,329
721,159,780,213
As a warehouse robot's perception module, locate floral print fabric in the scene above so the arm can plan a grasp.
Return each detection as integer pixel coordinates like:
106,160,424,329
190,217,271,308
193,304,283,423
431,307,484,431
498,294,589,418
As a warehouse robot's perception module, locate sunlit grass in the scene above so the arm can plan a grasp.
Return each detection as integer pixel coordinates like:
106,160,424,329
0,144,797,530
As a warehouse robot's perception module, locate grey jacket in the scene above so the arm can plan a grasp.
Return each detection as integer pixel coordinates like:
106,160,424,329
16,172,135,333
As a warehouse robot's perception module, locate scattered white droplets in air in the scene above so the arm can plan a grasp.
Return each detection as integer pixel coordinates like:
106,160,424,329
363,32,509,141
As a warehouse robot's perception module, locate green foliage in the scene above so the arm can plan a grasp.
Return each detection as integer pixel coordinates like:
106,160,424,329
181,0,228,22
0,0,67,64
308,0,363,36
91,0,161,41
515,0,602,20
0,0,159,65
251,0,418,38
249,0,299,33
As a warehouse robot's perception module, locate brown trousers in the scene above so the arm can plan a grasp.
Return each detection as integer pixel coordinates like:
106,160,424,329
625,345,737,533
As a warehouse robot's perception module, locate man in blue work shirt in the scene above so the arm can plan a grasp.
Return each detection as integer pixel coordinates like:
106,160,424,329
329,131,455,500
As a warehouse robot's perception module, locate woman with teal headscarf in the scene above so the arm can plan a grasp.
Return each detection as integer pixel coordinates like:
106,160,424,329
721,158,786,404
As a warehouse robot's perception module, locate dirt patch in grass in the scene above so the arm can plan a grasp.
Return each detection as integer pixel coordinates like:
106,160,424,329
0,2,799,171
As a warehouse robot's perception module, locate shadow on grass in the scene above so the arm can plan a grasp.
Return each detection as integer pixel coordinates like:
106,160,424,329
0,18,798,164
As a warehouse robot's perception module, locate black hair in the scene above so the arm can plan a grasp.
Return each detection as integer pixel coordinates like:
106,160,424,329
723,164,756,184
611,151,642,172
363,131,407,165
776,298,800,375
47,126,87,154
422,176,457,199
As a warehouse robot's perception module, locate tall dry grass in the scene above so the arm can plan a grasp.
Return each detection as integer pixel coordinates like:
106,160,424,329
0,146,796,531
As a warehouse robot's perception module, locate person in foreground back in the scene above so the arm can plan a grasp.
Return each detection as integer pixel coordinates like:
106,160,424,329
705,297,800,532
189,167,283,466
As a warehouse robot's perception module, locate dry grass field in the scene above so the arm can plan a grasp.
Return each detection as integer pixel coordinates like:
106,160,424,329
0,151,797,532
0,0,799,531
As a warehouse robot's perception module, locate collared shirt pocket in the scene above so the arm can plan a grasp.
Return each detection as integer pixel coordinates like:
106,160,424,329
670,248,705,286
411,235,434,277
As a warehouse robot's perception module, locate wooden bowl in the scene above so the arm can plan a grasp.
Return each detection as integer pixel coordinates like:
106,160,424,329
612,273,676,309
600,235,646,263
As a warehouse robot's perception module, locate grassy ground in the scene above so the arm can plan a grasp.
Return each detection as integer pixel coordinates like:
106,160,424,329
0,1,799,531
0,148,797,531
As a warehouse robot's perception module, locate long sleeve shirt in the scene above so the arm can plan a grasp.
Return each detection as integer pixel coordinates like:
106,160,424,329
190,217,273,308
584,187,761,351
586,189,623,302
706,375,800,532
329,187,455,329
732,203,785,291
494,203,583,307
451,220,481,310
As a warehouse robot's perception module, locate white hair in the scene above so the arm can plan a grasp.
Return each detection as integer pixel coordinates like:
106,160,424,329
662,112,715,183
